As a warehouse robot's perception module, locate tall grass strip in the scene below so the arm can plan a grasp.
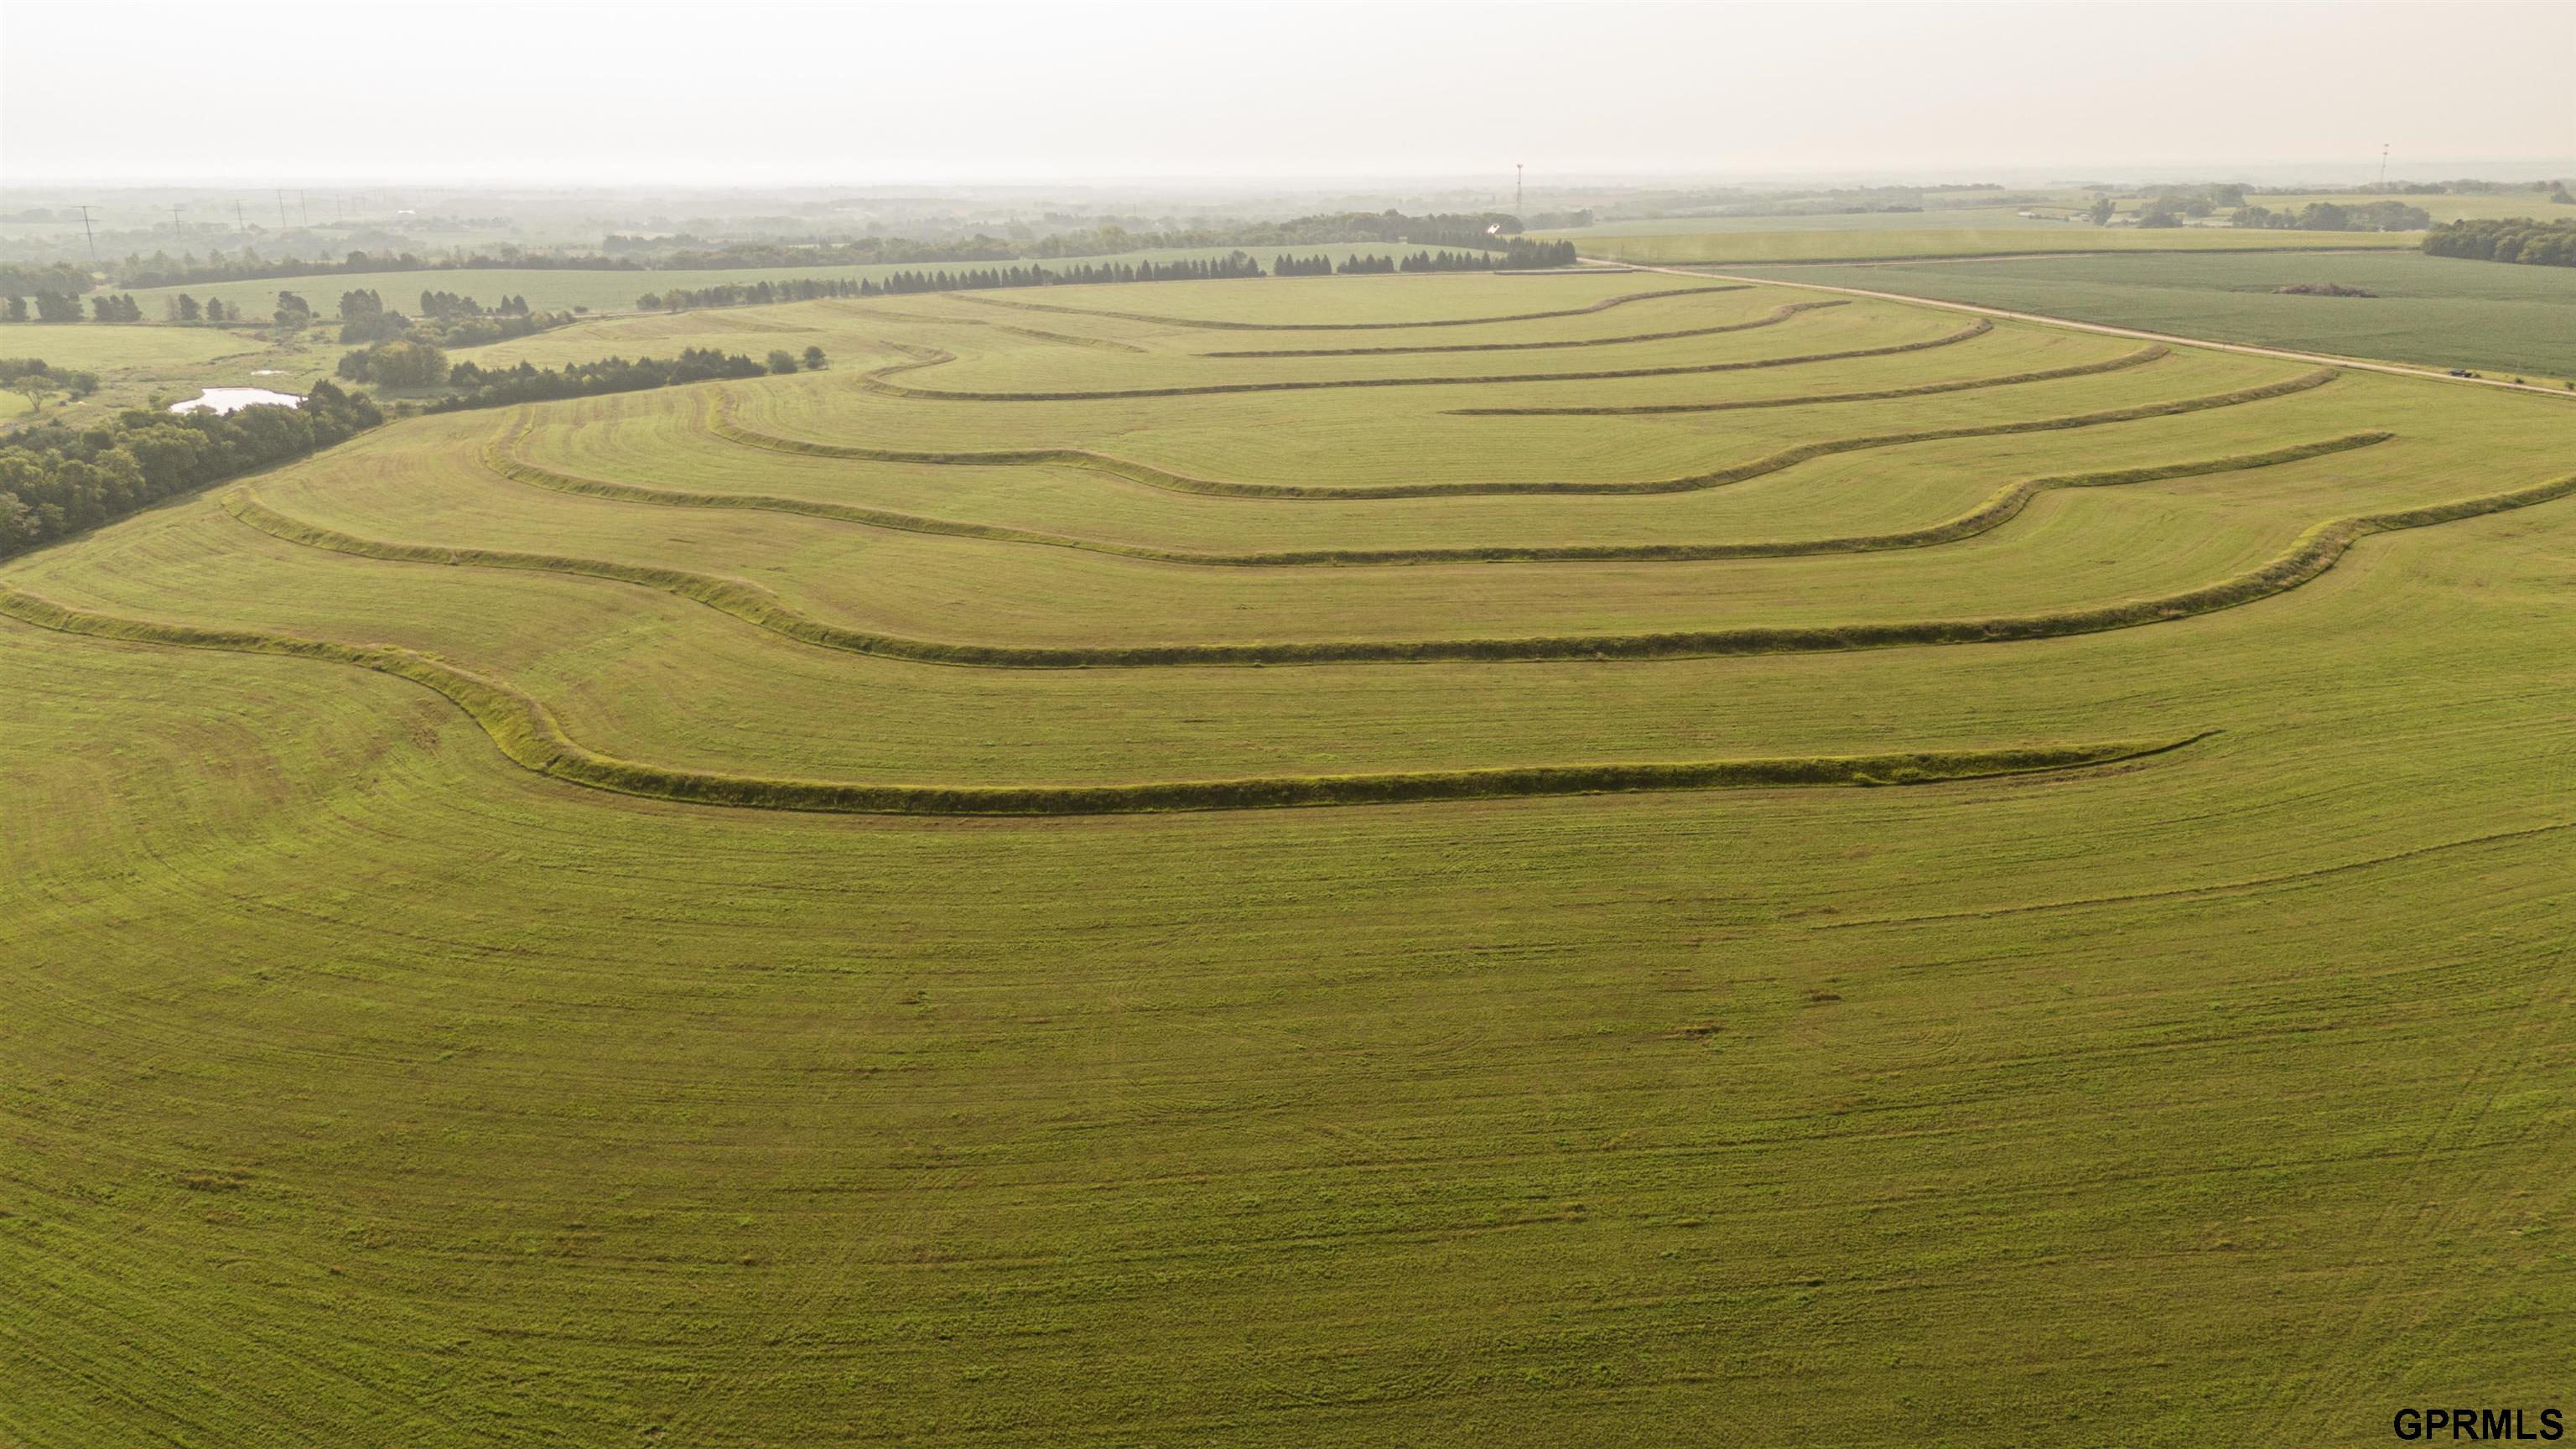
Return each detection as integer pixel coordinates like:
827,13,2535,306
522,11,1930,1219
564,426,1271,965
1202,301,1845,357
222,461,2571,668
854,320,1997,401
1452,345,2171,415
490,422,2389,567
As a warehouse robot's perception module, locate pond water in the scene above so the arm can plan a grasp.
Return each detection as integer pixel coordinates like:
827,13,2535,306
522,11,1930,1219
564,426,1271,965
169,387,304,415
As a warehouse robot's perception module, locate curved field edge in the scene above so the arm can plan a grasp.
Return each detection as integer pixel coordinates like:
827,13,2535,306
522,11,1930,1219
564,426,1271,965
0,585,2196,815
214,461,2571,668
709,366,2344,500
856,319,1994,401
951,283,1748,331
486,423,2393,566
1202,300,1845,356
1451,343,2168,415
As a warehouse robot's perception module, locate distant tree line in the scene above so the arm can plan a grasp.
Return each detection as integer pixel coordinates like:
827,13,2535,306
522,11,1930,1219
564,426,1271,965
0,262,91,297
2251,179,2572,200
59,210,1540,296
645,252,1271,310
640,277,870,310
2421,217,2576,267
2231,200,2432,231
642,241,1577,314
100,248,656,291
0,381,382,557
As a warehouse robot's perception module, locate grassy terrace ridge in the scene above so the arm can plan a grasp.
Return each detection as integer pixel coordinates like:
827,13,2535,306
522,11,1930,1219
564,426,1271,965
953,281,1746,328
1450,342,2169,413
711,365,2342,499
216,459,2576,667
479,420,2396,566
853,318,1998,400
0,582,2194,814
1201,299,1846,356
15,266,2576,1449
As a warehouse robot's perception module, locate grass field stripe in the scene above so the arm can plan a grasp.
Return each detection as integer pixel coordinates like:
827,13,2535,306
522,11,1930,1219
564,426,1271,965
709,366,2344,500
854,319,1996,401
220,461,2567,670
948,283,1751,331
1200,300,1846,356
487,422,2392,567
1449,343,2171,415
0,584,2199,816
1809,817,2576,930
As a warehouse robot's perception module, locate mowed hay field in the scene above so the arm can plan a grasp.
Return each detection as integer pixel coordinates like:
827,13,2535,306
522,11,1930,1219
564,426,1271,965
7,270,2576,1447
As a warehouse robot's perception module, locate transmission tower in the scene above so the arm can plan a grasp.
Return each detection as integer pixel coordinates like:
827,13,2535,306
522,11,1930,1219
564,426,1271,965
1515,163,1524,216
75,205,97,260
2379,143,2390,189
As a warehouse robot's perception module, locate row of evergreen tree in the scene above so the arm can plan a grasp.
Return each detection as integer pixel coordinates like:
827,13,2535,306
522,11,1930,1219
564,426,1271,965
418,290,532,322
4,293,148,323
158,294,249,322
422,348,781,413
640,242,1585,314
0,381,382,557
2422,217,2576,267
640,278,869,310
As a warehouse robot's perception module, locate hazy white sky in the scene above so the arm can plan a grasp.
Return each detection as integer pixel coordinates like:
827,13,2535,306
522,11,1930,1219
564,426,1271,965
3,0,2568,185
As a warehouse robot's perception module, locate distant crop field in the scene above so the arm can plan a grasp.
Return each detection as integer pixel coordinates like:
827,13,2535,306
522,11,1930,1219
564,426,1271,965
9,273,2576,1446
1722,250,2576,379
0,321,269,372
1545,225,2422,264
1563,205,2082,238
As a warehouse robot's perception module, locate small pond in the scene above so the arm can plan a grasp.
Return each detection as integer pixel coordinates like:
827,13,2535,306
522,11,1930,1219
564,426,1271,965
169,387,304,415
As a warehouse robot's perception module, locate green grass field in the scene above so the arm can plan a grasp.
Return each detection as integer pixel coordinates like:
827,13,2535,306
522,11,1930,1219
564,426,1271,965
1719,251,2576,380
0,323,339,423
8,272,2576,1446
1540,225,2421,265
